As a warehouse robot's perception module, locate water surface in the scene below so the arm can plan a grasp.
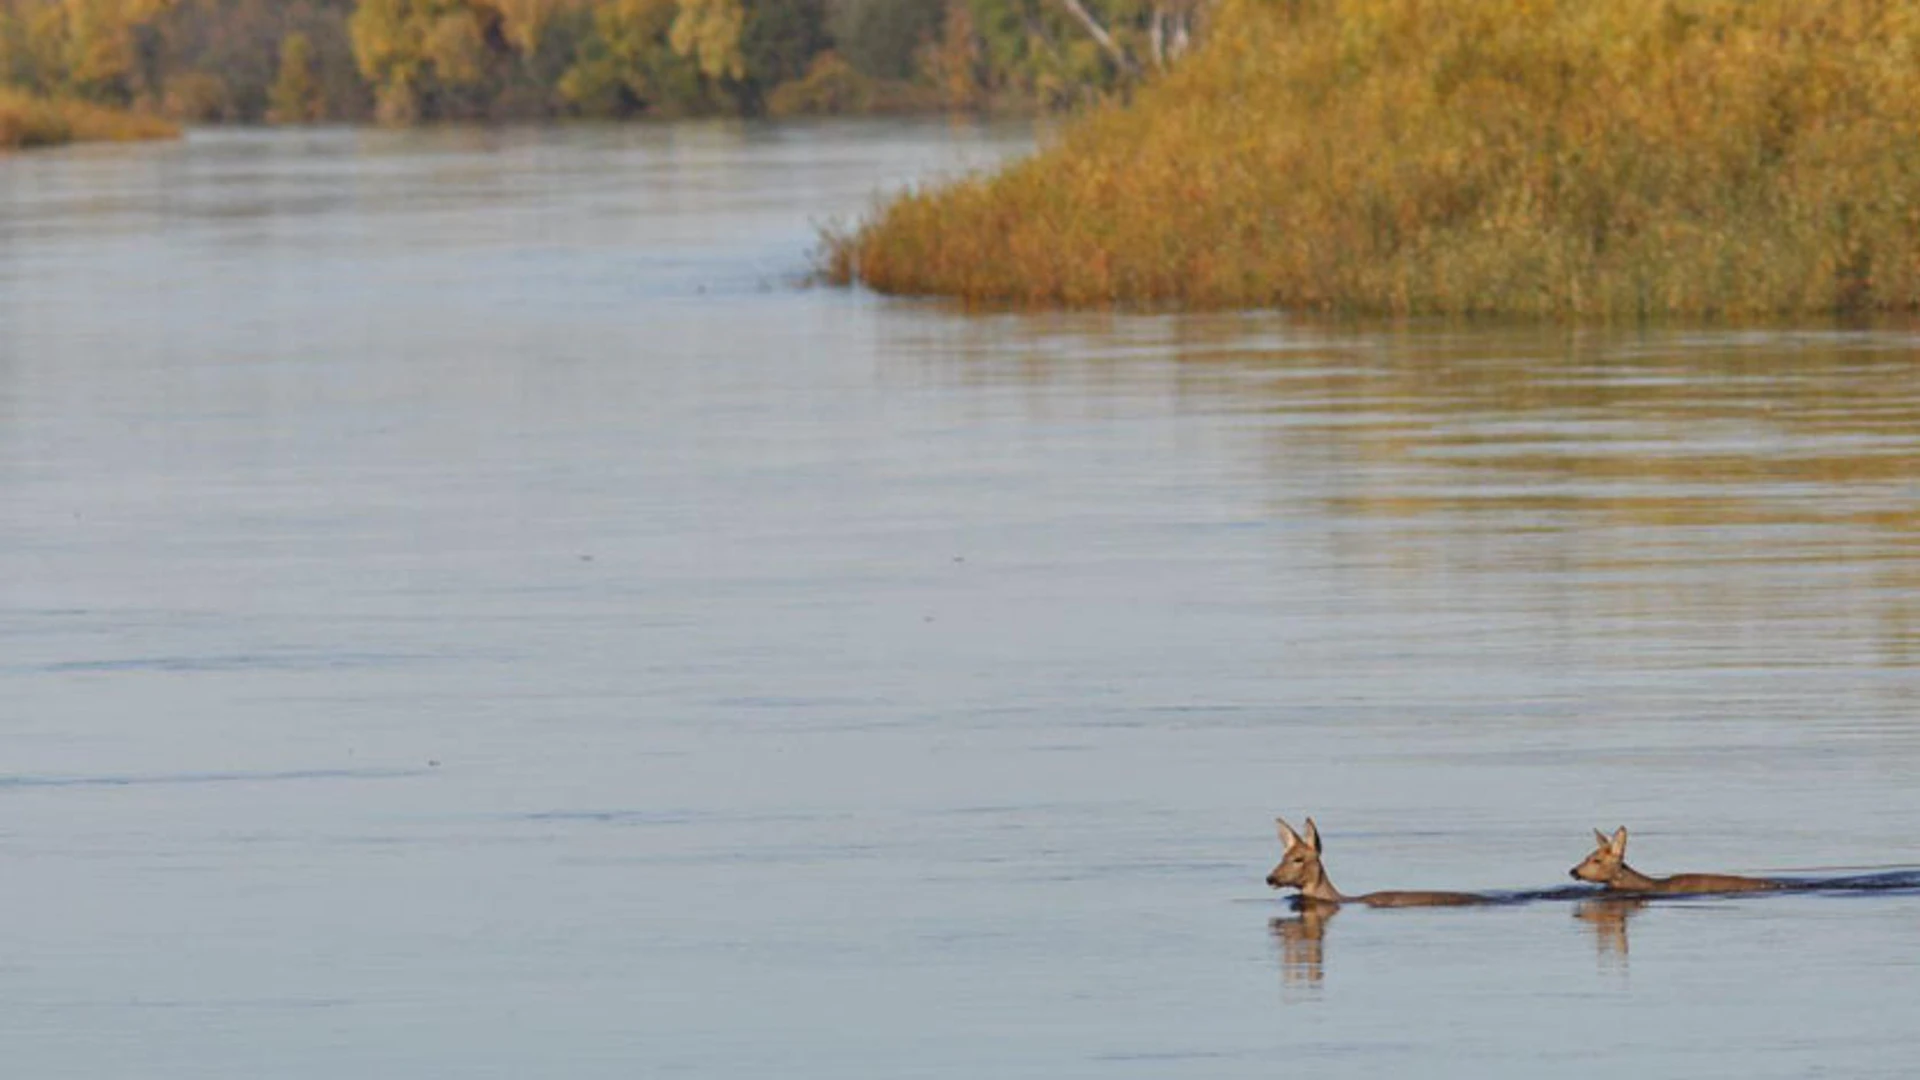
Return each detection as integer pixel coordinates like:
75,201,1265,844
3,122,1920,1078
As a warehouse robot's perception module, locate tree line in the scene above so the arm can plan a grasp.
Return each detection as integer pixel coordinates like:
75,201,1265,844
0,0,1209,123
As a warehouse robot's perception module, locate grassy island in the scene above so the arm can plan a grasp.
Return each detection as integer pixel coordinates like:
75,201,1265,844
0,91,179,151
825,0,1920,317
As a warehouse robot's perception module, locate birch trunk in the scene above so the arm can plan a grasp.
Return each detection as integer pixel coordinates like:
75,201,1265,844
1052,0,1139,76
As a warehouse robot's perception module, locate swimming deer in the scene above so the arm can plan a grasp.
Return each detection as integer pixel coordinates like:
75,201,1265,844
1266,817,1487,907
1569,826,1782,894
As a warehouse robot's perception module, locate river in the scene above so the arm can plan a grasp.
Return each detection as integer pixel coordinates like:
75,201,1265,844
3,121,1919,1078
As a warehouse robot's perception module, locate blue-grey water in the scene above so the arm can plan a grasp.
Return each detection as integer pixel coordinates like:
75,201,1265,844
3,121,1920,1078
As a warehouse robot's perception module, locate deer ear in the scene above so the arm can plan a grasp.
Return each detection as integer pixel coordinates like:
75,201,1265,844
1302,817,1322,853
1593,828,1612,848
1610,826,1629,856
1276,817,1301,849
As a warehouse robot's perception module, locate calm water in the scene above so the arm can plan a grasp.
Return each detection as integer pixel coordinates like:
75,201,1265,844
3,122,1920,1078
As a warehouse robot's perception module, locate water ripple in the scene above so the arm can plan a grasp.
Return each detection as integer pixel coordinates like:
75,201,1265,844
0,768,425,790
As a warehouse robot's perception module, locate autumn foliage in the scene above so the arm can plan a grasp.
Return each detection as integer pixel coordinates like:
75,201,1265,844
0,0,178,147
0,0,1176,129
0,86,176,147
826,0,1920,317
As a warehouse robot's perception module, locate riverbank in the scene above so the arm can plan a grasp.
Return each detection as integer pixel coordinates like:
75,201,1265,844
0,92,180,151
0,0,1144,126
824,0,1920,318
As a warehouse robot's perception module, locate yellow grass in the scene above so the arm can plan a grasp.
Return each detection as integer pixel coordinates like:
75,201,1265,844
0,91,181,151
825,0,1920,317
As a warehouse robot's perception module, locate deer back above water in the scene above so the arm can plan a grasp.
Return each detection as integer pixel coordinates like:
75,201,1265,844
1268,816,1490,908
1569,826,1781,895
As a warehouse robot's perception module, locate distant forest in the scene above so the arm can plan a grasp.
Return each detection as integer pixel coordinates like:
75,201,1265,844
0,0,1209,123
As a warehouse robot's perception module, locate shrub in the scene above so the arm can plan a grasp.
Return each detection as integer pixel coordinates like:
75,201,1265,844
0,89,179,149
163,71,235,122
826,0,1920,317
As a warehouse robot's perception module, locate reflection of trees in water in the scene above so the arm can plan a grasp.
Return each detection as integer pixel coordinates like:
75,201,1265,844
1244,327,1920,669
901,316,1920,668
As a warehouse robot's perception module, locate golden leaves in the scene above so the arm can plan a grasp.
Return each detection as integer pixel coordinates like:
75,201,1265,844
666,0,744,81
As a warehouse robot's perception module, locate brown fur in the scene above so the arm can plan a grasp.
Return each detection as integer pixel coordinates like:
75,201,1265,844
1267,817,1489,907
1569,826,1781,894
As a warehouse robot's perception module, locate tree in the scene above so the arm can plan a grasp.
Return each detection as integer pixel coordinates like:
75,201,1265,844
666,0,741,80
489,0,568,55
3,0,172,102
735,0,825,103
556,0,703,115
349,0,513,120
917,0,980,109
266,29,321,119
139,0,371,122
1050,0,1210,75
1051,0,1132,76
348,0,424,118
826,0,938,80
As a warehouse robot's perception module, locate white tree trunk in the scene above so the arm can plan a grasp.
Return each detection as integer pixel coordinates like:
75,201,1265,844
1056,0,1212,77
1052,0,1139,76
1168,6,1192,60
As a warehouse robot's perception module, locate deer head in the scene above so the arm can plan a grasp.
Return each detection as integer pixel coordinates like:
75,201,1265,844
1267,816,1325,890
1570,826,1629,883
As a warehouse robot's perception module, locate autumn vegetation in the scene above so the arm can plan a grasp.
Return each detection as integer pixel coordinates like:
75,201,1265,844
827,0,1920,318
0,0,1192,144
0,87,176,147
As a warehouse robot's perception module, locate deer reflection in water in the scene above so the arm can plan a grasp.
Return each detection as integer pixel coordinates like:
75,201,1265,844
1573,895,1647,969
1263,815,1489,993
1268,902,1336,988
1272,891,1651,985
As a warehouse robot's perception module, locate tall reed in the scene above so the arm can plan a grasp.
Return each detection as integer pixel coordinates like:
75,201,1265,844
825,0,1920,317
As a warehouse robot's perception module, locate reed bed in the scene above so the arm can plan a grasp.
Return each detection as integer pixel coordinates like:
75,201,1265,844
824,0,1920,317
0,91,181,151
